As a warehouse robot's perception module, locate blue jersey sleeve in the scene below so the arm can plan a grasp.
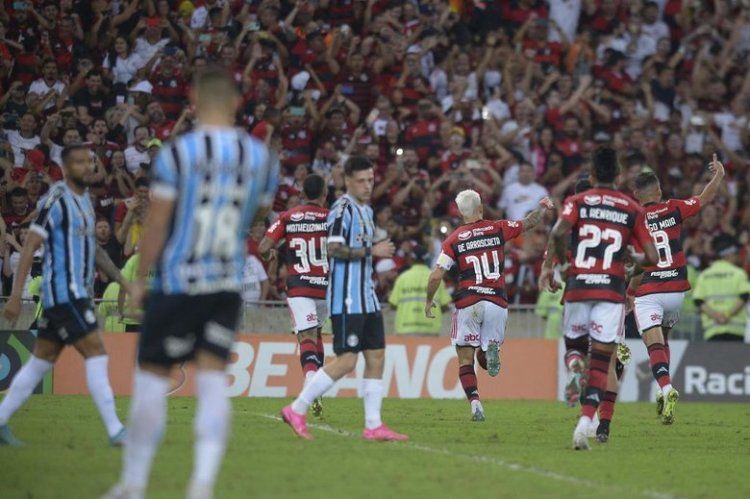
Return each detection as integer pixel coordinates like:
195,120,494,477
327,201,351,245
151,145,179,200
30,187,64,240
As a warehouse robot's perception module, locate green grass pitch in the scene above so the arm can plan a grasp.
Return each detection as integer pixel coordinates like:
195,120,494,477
1,396,748,498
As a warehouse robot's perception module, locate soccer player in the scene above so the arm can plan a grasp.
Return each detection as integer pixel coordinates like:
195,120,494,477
627,155,725,424
425,190,553,421
539,147,658,450
0,144,130,447
104,67,278,499
281,156,408,442
259,174,329,417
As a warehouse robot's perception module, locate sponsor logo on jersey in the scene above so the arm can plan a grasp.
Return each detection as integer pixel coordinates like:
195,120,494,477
649,270,679,279
507,220,519,227
650,313,663,323
570,324,588,334
290,212,304,222
562,202,573,216
463,333,481,342
684,198,697,206
584,195,602,205
575,274,612,285
458,230,472,240
304,212,321,221
589,321,603,334
306,313,318,323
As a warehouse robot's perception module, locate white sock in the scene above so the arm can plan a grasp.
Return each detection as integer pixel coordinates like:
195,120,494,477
122,371,169,490
291,369,334,415
0,355,52,425
191,371,230,491
661,383,673,395
577,415,592,429
470,399,483,414
303,370,316,388
363,378,384,430
85,355,124,438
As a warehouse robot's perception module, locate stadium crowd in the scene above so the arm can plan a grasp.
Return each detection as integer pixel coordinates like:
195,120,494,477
0,0,749,313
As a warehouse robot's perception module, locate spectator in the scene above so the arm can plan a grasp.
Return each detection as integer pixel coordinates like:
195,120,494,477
242,253,269,306
497,162,549,220
94,218,123,297
102,37,145,85
693,235,750,342
4,113,40,167
124,125,151,173
3,187,32,226
28,59,65,111
389,246,451,336
114,177,150,256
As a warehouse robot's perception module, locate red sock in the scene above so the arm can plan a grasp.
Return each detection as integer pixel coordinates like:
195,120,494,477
598,391,618,422
316,330,325,367
299,339,319,376
581,347,611,419
565,350,585,372
664,336,671,364
459,365,479,402
647,343,671,388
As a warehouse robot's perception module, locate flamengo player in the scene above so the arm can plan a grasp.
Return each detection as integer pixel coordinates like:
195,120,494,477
628,155,724,424
259,174,329,417
539,147,657,450
426,190,553,421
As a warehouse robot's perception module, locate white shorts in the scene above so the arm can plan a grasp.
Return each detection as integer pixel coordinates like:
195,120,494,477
633,292,685,334
563,301,625,344
287,297,327,333
450,301,508,351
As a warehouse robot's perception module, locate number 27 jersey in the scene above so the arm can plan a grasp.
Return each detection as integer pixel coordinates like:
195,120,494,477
265,204,329,299
437,219,524,309
560,188,649,303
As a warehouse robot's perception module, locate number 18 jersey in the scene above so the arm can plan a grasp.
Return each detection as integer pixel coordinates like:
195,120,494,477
265,204,329,299
635,196,701,297
560,188,649,303
437,219,524,309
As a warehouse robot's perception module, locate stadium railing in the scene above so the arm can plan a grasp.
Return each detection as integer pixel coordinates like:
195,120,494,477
0,299,705,340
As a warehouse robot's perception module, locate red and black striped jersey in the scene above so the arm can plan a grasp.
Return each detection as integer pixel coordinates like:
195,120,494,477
636,196,701,297
265,204,329,299
560,188,650,303
437,219,524,309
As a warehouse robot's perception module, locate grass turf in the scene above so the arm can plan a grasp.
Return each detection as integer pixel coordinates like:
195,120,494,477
1,396,748,499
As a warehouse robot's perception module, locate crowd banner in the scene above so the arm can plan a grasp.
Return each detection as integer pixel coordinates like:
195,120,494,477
52,333,558,400
557,339,750,403
0,331,52,394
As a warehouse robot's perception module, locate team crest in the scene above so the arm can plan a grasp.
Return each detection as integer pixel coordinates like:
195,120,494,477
346,334,359,347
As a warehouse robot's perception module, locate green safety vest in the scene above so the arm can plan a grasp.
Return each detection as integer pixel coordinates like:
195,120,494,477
388,264,451,335
534,285,565,339
692,260,750,339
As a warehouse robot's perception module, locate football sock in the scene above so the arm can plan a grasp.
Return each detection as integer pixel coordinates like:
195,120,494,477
664,336,671,364
363,378,384,430
470,399,483,414
299,338,319,376
191,371,230,490
316,330,325,367
647,343,672,389
581,347,611,419
598,390,618,422
291,369,334,415
476,349,487,370
565,350,585,372
459,365,480,402
122,370,169,489
0,355,52,426
85,355,124,438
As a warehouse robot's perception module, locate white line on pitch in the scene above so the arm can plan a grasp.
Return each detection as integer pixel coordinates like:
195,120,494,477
252,412,677,499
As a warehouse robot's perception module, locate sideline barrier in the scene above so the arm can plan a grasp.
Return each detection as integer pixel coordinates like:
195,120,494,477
557,339,750,403
52,333,558,400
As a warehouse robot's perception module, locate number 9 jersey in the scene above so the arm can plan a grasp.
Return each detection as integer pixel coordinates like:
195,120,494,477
560,188,651,303
436,219,524,309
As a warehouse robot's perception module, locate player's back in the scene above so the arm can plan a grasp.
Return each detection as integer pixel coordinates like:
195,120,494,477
441,219,523,309
561,188,643,303
272,203,329,299
152,127,278,295
636,196,701,297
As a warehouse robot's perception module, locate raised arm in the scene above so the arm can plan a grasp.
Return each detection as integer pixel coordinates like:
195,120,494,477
697,153,725,207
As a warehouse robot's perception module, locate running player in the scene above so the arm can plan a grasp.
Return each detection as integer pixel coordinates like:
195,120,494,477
628,154,725,424
426,190,553,421
104,66,278,499
539,147,658,450
281,156,408,441
0,144,129,447
259,174,328,417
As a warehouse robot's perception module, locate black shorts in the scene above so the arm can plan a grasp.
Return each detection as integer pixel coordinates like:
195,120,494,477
37,299,99,345
138,292,242,366
331,312,385,355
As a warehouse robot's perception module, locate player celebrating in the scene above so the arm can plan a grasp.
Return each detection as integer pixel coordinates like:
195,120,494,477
426,190,553,421
628,155,725,424
104,66,278,499
540,147,658,450
259,174,329,417
281,156,408,442
1,144,130,447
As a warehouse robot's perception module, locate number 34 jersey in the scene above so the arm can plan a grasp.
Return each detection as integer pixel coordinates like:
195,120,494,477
437,219,524,309
151,127,279,295
635,196,701,297
265,204,329,299
560,188,651,303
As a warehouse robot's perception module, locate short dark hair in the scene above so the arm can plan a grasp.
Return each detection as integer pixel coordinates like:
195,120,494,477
574,178,591,194
135,177,150,189
303,174,326,200
10,187,28,198
591,147,619,184
634,171,660,191
61,143,89,165
86,70,102,79
344,156,373,177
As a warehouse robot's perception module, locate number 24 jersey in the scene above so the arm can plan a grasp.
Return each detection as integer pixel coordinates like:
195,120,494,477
560,188,652,303
437,219,524,309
